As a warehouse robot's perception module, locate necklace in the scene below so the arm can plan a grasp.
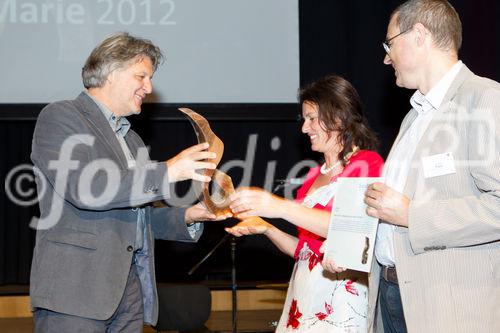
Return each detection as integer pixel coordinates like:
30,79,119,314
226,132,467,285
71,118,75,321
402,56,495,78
320,160,341,174
320,146,360,175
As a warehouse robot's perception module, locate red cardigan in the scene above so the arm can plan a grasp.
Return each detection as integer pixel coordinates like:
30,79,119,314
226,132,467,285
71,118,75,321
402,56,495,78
293,150,384,259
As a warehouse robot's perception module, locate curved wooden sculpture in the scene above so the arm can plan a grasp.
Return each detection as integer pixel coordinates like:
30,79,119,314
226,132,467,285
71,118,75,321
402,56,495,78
179,108,272,233
179,108,234,215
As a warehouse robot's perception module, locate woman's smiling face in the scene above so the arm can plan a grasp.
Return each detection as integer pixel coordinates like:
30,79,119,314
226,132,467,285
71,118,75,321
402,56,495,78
301,101,341,154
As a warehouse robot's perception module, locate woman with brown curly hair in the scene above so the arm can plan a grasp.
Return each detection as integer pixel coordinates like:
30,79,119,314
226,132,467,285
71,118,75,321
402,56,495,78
227,75,383,332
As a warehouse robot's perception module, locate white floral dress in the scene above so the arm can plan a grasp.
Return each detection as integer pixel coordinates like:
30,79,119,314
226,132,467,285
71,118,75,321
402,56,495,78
276,169,369,332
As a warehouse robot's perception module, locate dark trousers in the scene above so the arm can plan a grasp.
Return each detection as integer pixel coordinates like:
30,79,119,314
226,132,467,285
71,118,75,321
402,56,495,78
34,264,144,333
379,275,407,333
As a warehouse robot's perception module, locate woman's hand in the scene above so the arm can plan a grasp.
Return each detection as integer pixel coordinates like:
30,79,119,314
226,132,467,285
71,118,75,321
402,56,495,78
229,187,285,219
224,217,273,237
319,242,346,274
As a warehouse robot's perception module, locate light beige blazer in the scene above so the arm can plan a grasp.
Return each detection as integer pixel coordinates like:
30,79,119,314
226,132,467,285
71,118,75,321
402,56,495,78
368,65,500,333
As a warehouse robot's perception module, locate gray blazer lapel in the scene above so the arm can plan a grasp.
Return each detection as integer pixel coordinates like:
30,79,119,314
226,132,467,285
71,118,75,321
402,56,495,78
74,92,129,168
441,65,473,111
402,65,473,197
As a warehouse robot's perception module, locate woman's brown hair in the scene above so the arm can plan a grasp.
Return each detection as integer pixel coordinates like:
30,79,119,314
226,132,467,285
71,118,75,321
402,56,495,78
299,74,379,165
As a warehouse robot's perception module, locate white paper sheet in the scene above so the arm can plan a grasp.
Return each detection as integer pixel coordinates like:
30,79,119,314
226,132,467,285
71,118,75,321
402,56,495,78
325,177,384,272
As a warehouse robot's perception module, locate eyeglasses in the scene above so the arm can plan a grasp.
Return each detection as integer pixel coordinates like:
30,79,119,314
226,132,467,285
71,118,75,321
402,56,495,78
382,27,413,54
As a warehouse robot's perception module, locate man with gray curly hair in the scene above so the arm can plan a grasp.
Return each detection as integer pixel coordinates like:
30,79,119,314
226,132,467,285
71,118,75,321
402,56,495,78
82,32,164,89
30,32,227,332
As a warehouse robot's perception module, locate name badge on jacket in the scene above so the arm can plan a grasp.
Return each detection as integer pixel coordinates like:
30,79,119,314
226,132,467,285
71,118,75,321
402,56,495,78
421,152,456,178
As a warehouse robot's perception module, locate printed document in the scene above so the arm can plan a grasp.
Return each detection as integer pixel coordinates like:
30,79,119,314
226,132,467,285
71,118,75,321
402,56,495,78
325,177,384,272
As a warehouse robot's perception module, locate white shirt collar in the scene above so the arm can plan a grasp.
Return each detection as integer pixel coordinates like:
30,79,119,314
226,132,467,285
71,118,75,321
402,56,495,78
425,60,463,109
410,60,463,113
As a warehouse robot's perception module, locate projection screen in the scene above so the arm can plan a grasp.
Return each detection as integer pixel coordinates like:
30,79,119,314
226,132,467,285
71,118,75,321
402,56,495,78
0,0,299,104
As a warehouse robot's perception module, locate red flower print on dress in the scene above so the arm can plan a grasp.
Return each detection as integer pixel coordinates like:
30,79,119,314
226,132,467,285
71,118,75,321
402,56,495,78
308,253,320,271
315,302,334,321
287,299,302,329
315,312,327,321
345,279,359,296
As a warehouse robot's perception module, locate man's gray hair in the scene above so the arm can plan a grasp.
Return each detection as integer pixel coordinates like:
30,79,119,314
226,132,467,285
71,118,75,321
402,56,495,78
393,0,462,52
82,32,164,88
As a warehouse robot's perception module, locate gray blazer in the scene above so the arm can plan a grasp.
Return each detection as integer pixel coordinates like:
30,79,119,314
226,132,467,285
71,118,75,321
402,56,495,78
368,65,500,333
30,92,202,325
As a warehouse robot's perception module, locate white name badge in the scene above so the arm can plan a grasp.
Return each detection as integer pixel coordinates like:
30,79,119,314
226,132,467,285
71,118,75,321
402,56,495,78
421,152,456,178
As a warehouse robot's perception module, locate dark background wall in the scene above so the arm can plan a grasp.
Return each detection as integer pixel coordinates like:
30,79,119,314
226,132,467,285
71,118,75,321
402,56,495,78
1,0,499,287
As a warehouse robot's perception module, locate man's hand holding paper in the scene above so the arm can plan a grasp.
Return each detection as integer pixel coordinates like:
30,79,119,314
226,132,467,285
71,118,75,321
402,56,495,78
364,182,410,227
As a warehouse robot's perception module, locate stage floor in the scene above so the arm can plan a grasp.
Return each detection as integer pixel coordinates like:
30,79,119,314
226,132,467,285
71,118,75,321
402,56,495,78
0,309,281,333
